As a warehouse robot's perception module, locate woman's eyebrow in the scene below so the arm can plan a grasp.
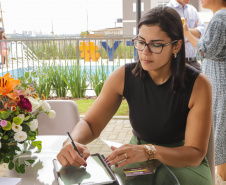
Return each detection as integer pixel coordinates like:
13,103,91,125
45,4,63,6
138,36,164,42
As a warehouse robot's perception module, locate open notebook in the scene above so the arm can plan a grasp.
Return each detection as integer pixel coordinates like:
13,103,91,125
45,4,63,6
53,154,117,185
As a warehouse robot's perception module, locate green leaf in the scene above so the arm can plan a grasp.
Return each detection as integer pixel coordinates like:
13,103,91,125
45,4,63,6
27,136,36,140
15,158,20,173
33,141,42,145
28,77,32,83
9,161,14,170
0,111,10,119
22,124,30,132
24,160,30,166
27,131,36,137
24,116,31,121
24,159,35,166
32,141,42,151
36,145,42,151
25,72,30,79
31,71,37,78
19,76,25,82
25,159,35,164
3,157,9,163
19,164,25,174
13,145,21,151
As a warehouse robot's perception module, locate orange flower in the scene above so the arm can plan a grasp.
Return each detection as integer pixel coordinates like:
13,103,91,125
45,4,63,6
15,96,20,102
32,93,39,99
41,94,45,100
30,87,34,91
25,110,27,114
11,106,17,111
0,73,20,99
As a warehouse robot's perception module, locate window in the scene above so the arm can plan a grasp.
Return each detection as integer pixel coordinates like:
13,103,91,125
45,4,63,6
141,2,144,12
133,3,136,12
158,2,169,7
133,2,144,12
133,27,137,35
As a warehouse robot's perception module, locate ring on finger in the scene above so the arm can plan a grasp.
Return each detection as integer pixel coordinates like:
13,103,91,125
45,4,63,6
124,153,128,159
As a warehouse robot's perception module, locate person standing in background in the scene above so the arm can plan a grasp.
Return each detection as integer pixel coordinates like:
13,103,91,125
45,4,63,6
0,28,8,68
183,0,226,184
167,0,205,71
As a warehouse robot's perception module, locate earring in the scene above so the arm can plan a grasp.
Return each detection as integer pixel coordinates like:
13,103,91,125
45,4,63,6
174,53,177,58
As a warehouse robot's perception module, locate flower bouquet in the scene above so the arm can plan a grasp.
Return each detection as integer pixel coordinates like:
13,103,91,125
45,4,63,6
0,73,56,174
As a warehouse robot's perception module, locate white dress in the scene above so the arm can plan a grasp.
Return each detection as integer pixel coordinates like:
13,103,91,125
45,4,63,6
197,9,226,166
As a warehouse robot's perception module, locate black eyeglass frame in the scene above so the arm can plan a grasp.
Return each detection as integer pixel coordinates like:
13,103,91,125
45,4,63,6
132,36,178,54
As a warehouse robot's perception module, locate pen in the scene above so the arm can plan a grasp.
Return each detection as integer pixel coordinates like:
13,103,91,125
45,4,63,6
66,132,83,157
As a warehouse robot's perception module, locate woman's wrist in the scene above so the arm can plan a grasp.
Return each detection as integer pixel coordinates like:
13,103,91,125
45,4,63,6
143,144,156,160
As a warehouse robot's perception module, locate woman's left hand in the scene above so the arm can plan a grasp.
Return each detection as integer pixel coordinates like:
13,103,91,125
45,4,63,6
105,144,148,168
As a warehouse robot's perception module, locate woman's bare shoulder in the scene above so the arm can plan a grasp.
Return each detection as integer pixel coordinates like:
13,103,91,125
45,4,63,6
102,65,125,96
189,73,212,108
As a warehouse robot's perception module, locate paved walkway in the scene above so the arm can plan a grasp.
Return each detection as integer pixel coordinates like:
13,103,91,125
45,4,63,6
86,118,133,157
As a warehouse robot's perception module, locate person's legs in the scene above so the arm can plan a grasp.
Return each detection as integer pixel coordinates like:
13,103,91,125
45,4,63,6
1,55,4,65
4,56,8,68
129,135,212,185
168,161,212,185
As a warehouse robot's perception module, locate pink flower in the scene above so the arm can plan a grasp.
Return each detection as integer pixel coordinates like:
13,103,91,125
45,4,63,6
14,89,25,96
0,120,7,127
17,95,32,112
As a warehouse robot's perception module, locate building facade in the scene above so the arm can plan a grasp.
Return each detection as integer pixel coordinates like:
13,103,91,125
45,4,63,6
123,0,205,35
92,27,123,36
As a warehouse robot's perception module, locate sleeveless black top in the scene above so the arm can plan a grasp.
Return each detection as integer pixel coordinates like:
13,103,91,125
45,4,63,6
123,63,200,144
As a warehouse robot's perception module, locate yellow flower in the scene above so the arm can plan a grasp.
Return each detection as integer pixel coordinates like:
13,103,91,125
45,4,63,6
2,121,12,131
13,117,23,125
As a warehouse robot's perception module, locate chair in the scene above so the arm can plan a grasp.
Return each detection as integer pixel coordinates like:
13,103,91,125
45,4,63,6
37,100,80,135
206,123,215,185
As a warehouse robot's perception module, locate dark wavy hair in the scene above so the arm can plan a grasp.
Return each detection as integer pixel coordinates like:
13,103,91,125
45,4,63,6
132,6,186,92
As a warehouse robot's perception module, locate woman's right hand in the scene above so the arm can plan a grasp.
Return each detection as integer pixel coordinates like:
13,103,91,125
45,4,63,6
57,140,90,167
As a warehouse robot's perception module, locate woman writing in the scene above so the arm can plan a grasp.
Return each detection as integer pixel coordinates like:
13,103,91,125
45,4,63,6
57,7,212,185
184,0,226,184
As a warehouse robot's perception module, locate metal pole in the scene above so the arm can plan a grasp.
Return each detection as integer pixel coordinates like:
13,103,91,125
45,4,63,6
86,0,88,33
136,0,141,35
136,0,141,61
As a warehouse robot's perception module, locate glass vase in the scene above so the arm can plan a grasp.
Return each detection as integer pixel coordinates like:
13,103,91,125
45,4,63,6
0,163,8,177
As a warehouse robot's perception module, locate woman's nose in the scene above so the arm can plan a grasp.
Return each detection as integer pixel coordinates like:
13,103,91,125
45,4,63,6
143,45,152,54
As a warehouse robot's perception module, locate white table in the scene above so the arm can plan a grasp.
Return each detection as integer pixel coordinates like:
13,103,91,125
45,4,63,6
6,136,67,185
3,136,179,185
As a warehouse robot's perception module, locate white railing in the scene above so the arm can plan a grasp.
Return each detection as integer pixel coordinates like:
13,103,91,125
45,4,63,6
0,36,137,80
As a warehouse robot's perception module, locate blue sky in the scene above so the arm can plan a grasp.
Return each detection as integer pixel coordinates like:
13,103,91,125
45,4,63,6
1,0,122,34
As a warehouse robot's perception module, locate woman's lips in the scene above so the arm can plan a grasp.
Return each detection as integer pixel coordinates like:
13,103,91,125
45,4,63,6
142,60,152,64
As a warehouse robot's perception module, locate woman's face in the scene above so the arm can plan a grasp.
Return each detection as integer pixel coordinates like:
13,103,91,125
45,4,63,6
137,25,175,74
200,0,222,9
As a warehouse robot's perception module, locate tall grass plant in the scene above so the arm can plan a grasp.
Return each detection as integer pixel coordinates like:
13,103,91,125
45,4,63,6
62,62,88,98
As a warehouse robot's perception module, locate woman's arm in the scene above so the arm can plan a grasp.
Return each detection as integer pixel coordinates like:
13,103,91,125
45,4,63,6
184,19,199,49
106,73,212,168
69,65,125,144
57,66,125,166
155,73,212,167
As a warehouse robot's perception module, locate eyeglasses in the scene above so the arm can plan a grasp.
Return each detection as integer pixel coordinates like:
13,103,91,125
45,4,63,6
132,36,178,54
